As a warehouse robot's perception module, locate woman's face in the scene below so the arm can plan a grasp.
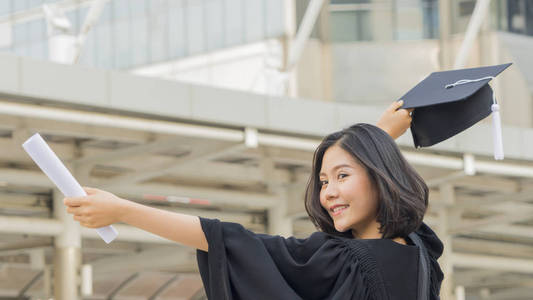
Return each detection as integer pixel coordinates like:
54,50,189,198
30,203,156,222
319,144,379,235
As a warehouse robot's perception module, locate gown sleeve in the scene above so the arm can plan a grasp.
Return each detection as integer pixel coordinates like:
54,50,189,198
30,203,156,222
196,217,378,300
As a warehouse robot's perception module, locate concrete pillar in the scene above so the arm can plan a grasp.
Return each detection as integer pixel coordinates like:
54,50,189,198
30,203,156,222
455,285,465,300
53,188,81,300
29,249,51,298
479,288,491,299
283,0,298,97
437,183,461,300
268,186,294,237
43,266,52,299
438,0,453,69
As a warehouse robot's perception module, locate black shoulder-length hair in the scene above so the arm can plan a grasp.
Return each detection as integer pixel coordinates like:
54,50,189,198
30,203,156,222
304,123,428,239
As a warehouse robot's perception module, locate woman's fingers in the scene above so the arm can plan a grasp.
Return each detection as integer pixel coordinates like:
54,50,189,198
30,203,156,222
66,206,79,214
388,100,404,112
83,186,100,195
73,214,83,221
63,196,86,207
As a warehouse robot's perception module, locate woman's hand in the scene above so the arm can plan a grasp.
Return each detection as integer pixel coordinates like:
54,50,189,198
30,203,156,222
64,187,128,228
376,100,414,140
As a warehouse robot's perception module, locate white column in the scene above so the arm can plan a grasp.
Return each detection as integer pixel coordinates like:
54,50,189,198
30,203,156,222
53,188,81,300
438,0,453,69
479,288,491,299
437,183,461,300
455,285,466,300
282,0,298,97
268,188,293,237
29,248,51,298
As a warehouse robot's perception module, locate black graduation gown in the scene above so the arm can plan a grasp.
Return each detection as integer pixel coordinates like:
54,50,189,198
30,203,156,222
196,217,444,300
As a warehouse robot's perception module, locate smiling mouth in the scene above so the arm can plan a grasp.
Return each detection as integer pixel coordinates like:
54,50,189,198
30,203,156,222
331,205,349,216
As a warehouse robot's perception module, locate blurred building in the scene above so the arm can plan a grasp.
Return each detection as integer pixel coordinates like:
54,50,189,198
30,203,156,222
0,0,533,299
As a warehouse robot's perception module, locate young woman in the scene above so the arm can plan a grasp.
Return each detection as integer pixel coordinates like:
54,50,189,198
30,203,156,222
64,101,444,299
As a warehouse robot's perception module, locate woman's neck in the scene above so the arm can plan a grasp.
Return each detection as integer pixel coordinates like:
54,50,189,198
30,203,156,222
351,220,407,245
351,219,383,239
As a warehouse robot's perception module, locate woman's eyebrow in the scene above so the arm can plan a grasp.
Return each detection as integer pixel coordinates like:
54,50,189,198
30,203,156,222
319,164,352,176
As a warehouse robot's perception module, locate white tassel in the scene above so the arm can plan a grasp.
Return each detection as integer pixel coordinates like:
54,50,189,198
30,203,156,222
491,103,504,160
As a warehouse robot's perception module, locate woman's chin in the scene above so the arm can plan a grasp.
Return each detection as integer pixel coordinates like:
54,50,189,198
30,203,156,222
334,222,350,233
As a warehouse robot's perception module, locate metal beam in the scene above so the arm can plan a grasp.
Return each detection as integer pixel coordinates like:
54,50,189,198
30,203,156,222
449,210,533,235
107,273,139,300
100,143,246,187
0,168,278,208
92,247,196,275
0,101,244,143
452,253,533,274
148,274,179,300
72,137,190,167
454,237,533,259
3,101,533,178
18,271,43,299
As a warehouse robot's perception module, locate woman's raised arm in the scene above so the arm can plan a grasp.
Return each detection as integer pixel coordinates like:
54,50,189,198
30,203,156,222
63,187,208,251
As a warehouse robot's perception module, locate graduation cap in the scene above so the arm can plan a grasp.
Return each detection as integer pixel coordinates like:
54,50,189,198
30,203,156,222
400,63,512,160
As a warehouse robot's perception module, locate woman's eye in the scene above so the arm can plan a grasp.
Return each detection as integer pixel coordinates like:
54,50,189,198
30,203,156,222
338,173,348,179
319,180,328,186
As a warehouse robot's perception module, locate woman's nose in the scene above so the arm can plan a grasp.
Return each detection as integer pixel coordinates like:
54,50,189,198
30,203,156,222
324,182,339,199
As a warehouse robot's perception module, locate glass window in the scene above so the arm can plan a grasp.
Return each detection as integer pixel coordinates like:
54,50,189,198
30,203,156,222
168,3,186,59
186,0,205,54
65,10,78,34
131,17,148,66
330,10,372,42
395,0,424,40
265,0,284,37
13,22,28,44
331,0,370,3
28,40,45,59
224,0,244,46
149,0,167,15
77,6,89,33
114,19,131,68
113,0,130,20
506,0,533,35
526,0,533,35
421,0,438,38
79,30,95,67
149,8,169,62
130,0,147,17
0,1,11,16
99,2,112,24
205,0,224,51
27,18,45,41
95,23,114,68
244,0,264,42
13,0,29,13
13,44,28,56
28,0,43,9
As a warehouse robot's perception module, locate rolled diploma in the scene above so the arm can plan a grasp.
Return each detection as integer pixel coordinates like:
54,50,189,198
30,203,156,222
22,133,118,244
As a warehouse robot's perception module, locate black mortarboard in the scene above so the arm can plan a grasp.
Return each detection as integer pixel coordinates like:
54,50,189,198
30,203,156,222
400,63,512,160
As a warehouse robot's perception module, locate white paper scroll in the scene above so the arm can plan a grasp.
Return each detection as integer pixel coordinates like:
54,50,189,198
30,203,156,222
23,133,118,244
